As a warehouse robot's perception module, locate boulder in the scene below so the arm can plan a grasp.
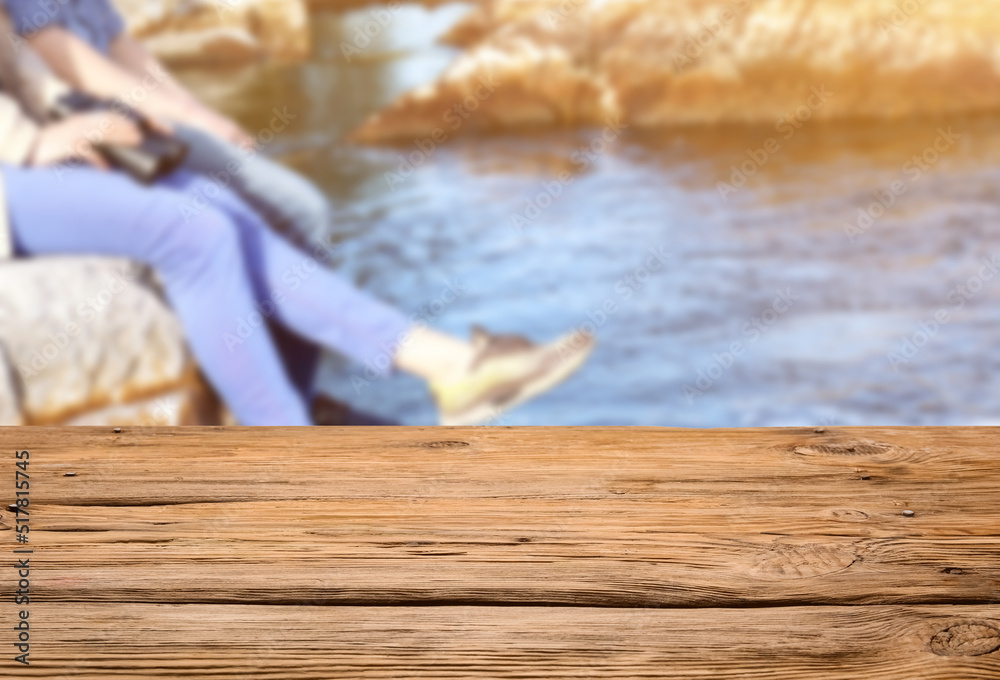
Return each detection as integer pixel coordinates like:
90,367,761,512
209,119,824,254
351,0,1000,143
0,258,223,426
113,0,311,65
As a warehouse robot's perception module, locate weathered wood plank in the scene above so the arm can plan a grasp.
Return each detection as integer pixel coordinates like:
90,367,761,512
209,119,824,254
9,500,999,606
4,604,999,679
2,427,998,607
7,428,1000,507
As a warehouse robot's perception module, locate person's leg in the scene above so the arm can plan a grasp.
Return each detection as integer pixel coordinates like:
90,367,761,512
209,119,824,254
172,123,330,399
270,324,320,398
162,170,479,384
2,165,312,425
156,170,595,425
165,133,496,391
154,171,596,425
164,171,424,378
172,123,331,244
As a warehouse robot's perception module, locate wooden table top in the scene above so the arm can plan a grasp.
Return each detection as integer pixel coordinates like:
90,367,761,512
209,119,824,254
1,427,998,678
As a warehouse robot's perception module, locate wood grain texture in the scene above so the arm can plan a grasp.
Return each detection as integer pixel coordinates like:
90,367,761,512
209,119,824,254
7,499,1000,606
6,604,1000,679
0,427,997,677
1,427,998,607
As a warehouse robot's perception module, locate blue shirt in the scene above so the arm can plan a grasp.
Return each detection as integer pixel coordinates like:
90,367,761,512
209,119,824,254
4,0,126,54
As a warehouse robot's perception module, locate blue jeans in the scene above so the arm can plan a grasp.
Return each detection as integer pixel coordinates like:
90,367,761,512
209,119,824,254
2,165,411,425
174,123,334,399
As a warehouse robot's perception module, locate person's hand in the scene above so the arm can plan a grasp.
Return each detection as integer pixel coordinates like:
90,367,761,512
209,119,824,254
143,114,175,137
29,111,143,168
189,106,255,150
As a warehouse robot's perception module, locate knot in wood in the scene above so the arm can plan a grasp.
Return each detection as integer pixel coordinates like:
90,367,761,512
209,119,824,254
930,623,1000,657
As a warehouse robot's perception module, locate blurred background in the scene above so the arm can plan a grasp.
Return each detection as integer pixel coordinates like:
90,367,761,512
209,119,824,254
5,0,1000,426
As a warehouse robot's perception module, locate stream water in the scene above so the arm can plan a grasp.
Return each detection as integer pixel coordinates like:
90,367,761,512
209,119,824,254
178,3,1000,426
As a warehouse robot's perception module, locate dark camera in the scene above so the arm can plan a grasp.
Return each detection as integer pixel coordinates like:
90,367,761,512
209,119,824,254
50,91,189,184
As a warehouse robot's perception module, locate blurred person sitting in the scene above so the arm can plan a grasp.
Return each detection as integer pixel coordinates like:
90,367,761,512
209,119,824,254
2,0,333,406
0,32,594,426
2,0,330,243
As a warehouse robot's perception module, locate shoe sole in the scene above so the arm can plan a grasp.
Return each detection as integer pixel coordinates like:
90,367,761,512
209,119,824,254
440,331,595,426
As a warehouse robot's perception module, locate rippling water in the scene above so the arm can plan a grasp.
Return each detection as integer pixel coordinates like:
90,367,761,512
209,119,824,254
178,3,1000,426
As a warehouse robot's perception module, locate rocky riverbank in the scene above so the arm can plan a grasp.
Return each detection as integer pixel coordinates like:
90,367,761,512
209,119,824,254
112,0,473,65
113,0,311,65
0,260,223,426
350,0,1000,143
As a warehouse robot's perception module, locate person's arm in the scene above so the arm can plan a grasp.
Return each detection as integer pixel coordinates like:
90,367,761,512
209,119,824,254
108,34,199,110
0,89,142,169
26,27,251,147
27,26,185,118
28,110,144,168
109,33,253,147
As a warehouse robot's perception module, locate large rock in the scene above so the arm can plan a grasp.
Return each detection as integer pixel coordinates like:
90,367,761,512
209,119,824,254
0,258,222,426
351,0,1000,142
113,0,311,65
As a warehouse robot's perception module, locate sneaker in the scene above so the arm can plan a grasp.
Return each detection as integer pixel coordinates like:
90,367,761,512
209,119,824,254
431,326,595,426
